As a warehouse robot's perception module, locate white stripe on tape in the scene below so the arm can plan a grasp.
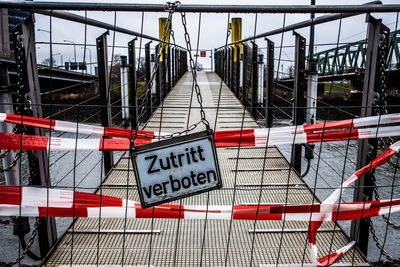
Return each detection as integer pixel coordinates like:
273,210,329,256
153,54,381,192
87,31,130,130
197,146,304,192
22,187,73,208
54,121,105,136
0,205,39,217
0,113,6,122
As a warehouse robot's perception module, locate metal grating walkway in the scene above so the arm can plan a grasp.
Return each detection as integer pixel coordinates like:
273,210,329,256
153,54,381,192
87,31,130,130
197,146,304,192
44,72,370,266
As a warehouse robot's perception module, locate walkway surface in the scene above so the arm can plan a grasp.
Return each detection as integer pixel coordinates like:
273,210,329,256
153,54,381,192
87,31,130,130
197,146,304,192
44,72,369,266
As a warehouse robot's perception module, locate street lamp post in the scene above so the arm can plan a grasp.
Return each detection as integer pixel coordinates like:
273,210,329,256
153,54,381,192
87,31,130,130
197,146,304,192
53,52,62,67
80,47,92,74
64,39,76,63
37,28,53,68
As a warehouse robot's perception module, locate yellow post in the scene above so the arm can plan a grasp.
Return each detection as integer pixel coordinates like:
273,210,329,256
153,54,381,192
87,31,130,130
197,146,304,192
159,17,171,62
231,18,242,62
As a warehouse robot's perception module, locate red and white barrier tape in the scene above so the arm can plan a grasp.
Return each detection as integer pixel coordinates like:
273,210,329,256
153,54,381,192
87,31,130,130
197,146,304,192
1,112,400,148
0,140,399,266
1,125,400,151
307,140,400,265
0,112,164,139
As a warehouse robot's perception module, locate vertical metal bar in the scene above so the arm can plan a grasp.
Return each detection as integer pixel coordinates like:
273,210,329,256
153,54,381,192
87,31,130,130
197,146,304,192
159,45,166,100
350,15,390,255
128,38,137,129
242,44,247,104
14,16,57,257
0,8,20,186
291,31,306,174
306,59,318,125
230,47,234,89
167,46,171,93
145,41,152,119
120,55,129,125
171,47,175,86
265,39,274,128
251,42,258,119
96,31,114,175
155,44,160,107
235,46,241,98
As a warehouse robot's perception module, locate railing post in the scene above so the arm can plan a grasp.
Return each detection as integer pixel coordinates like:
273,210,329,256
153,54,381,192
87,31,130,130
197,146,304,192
160,46,166,100
251,42,258,119
128,38,137,129
167,46,171,93
265,39,274,128
145,41,152,120
96,31,114,175
235,46,241,98
0,8,20,187
306,59,318,125
350,15,390,255
242,44,248,104
155,44,161,107
291,31,306,174
120,55,129,127
12,16,57,257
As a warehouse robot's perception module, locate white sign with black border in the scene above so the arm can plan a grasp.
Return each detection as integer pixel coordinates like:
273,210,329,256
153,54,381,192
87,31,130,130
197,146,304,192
131,131,222,208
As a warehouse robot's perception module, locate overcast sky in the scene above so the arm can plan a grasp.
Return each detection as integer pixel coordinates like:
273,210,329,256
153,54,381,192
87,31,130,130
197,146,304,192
33,0,400,71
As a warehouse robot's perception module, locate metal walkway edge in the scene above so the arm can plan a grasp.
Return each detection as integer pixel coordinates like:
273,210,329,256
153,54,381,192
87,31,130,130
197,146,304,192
44,72,370,266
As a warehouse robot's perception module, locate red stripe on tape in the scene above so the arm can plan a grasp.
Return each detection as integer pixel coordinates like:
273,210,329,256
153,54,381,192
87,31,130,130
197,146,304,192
4,114,55,130
355,147,397,178
135,204,184,219
317,251,344,266
303,119,354,133
38,207,88,217
306,129,359,143
73,191,123,207
0,186,21,205
214,129,255,147
104,127,156,139
0,132,49,151
99,138,130,151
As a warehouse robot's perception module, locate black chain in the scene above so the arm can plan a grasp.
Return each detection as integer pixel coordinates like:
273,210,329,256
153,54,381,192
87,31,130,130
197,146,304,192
180,11,211,131
367,33,400,263
0,218,40,266
376,33,399,167
368,218,400,263
131,1,211,147
131,2,177,144
371,172,400,230
369,34,400,231
0,33,30,172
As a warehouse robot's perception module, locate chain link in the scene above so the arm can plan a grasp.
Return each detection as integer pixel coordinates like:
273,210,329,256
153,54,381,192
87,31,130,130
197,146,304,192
366,32,400,262
376,32,399,167
131,2,178,144
0,33,29,172
131,1,211,148
180,11,210,131
369,33,400,231
371,172,400,230
368,218,400,263
0,218,40,266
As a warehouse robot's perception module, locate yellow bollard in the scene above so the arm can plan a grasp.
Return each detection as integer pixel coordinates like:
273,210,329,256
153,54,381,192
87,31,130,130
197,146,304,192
159,17,171,62
231,18,242,62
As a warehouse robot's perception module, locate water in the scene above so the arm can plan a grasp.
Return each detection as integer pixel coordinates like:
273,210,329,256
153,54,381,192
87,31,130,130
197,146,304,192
1,127,399,265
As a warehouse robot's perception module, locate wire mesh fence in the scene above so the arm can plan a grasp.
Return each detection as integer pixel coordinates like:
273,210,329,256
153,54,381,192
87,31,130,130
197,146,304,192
0,1,400,266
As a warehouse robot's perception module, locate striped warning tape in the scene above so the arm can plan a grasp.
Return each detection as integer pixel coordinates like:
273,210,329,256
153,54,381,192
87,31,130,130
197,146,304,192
1,112,400,149
0,141,399,266
1,125,400,151
307,141,400,265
